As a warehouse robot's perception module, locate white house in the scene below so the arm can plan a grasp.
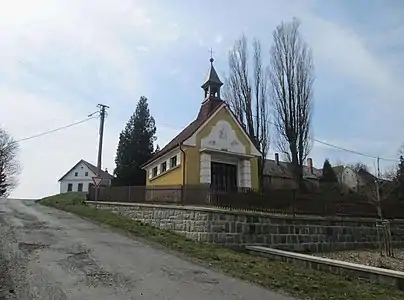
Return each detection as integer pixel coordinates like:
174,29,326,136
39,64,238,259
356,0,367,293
58,159,114,193
333,165,376,191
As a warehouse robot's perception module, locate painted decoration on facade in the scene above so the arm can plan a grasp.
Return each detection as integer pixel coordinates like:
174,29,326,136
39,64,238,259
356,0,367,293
201,120,246,154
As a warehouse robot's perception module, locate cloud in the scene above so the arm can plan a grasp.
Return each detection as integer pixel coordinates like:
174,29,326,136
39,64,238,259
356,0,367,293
296,8,404,127
215,34,223,44
305,19,401,94
1,0,403,198
0,88,187,199
0,88,119,199
0,0,188,97
136,46,149,53
0,0,189,198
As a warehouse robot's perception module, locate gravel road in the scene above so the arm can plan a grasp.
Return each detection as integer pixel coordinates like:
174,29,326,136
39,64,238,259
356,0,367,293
0,198,294,300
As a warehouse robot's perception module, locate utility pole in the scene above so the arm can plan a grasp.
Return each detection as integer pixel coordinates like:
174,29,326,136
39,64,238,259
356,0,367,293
97,104,109,176
375,156,382,220
375,156,393,257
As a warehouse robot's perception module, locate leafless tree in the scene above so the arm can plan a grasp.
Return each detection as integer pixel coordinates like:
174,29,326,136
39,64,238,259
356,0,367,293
348,162,369,173
381,166,396,181
356,160,397,219
269,18,314,186
396,143,404,157
224,35,270,189
0,128,20,197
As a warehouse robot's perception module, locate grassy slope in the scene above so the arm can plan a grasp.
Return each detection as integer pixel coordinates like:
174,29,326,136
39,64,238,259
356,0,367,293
38,193,404,300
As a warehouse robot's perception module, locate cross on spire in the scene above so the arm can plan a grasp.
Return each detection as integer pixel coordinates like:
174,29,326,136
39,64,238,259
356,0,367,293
209,48,215,63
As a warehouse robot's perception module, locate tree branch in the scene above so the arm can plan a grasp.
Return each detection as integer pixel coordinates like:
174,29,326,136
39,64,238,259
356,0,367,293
269,18,314,184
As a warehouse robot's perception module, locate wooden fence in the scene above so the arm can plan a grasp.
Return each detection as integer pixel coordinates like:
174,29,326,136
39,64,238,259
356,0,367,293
87,184,404,219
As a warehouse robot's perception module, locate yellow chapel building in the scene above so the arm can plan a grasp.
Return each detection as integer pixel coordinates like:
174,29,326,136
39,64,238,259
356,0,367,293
142,58,261,191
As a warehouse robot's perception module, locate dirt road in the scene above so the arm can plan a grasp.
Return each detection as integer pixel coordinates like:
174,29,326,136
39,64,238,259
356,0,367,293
0,199,294,300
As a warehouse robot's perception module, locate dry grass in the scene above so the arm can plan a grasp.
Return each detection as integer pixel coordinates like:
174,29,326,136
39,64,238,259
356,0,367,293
38,193,404,300
319,249,404,272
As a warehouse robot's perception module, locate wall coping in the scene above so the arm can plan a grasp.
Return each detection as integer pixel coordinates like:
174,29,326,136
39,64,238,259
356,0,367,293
246,246,404,279
86,201,404,223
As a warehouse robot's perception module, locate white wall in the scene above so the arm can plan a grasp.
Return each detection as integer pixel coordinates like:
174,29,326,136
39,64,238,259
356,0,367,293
199,151,253,188
60,180,93,193
59,161,96,194
341,167,359,190
147,150,181,180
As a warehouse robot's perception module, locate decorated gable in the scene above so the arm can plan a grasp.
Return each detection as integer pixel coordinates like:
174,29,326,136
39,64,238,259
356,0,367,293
185,105,260,157
201,120,246,154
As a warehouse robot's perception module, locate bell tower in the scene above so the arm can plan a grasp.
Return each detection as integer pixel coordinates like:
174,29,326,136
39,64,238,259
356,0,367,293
197,54,225,120
201,56,223,101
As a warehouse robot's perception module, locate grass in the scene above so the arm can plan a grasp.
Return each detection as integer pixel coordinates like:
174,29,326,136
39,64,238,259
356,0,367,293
38,193,404,300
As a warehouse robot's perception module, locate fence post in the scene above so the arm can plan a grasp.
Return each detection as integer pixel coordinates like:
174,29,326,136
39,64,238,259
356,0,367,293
292,189,296,218
180,185,184,205
95,185,98,205
128,186,131,202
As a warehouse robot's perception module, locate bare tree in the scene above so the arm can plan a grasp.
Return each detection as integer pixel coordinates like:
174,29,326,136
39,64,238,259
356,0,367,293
381,165,396,181
348,162,369,173
356,159,397,219
397,143,404,157
224,35,270,189
0,128,20,197
269,18,314,186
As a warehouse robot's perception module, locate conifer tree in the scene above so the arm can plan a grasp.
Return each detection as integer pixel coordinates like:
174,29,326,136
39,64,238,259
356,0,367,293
321,159,338,182
114,96,157,186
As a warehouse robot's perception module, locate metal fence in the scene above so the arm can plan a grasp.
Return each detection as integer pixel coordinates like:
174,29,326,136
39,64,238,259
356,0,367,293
87,184,404,219
88,184,210,206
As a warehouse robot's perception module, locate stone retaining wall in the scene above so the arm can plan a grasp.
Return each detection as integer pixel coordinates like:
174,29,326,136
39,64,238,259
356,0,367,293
87,201,404,252
247,246,404,290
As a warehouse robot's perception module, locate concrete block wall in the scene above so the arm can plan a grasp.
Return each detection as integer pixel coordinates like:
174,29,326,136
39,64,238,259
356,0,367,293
89,201,404,252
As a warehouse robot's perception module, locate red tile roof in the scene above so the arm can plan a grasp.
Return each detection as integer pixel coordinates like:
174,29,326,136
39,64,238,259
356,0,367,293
142,99,225,167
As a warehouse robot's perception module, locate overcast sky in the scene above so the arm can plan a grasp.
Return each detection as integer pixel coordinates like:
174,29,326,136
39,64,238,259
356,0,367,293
1,0,403,199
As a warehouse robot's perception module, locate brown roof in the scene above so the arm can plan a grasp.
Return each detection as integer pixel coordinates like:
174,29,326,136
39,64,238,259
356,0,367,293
58,159,114,181
357,168,377,184
202,61,223,87
143,98,225,167
83,160,114,180
263,159,322,179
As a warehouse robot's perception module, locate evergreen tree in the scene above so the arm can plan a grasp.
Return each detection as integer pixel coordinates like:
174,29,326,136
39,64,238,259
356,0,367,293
321,159,338,182
114,96,157,186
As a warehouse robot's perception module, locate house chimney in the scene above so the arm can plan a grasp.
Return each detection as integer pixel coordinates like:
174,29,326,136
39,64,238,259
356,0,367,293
307,158,313,174
275,153,279,165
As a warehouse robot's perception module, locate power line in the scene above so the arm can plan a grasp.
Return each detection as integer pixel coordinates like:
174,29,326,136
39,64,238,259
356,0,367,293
252,117,399,163
311,137,398,162
251,117,398,162
155,116,399,163
15,116,98,143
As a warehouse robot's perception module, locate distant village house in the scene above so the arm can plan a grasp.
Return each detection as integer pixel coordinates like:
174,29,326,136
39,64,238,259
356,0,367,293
58,159,113,193
262,153,322,190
